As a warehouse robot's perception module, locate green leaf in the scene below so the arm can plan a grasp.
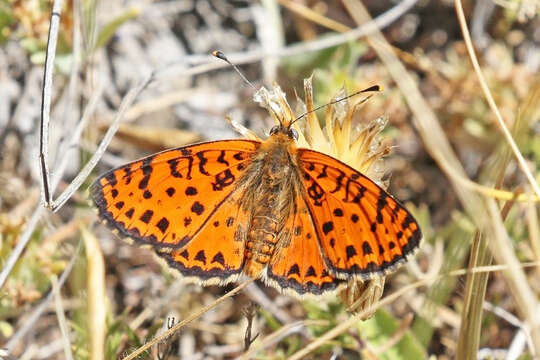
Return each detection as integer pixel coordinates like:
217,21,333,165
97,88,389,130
357,310,426,359
94,7,140,50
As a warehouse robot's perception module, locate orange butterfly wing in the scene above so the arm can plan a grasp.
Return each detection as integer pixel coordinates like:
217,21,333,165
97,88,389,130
297,149,422,280
91,140,258,251
156,185,251,285
266,194,344,295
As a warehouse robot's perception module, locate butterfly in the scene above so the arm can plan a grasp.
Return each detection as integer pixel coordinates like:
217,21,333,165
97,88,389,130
91,83,421,297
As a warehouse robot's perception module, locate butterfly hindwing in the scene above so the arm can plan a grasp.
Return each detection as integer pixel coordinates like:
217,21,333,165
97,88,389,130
297,148,422,280
266,194,344,296
155,185,251,285
91,140,259,250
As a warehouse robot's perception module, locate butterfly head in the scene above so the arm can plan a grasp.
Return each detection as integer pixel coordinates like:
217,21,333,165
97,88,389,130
269,124,299,140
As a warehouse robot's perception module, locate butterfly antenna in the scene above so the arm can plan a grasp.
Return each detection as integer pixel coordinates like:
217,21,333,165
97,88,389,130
289,84,382,127
212,50,256,90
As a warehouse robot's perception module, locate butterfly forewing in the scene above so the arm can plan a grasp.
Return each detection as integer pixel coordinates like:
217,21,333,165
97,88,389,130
91,140,259,250
297,149,422,279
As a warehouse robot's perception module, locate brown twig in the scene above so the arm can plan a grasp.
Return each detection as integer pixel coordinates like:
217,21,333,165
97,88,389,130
122,278,255,360
243,302,259,351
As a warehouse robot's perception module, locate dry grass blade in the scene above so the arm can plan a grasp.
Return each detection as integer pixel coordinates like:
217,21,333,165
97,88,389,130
278,0,350,33
81,226,106,360
454,0,540,200
527,197,540,279
457,124,517,358
51,275,74,360
456,221,499,357
486,199,540,355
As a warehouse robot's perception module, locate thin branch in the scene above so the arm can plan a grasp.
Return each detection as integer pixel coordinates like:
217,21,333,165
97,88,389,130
48,75,149,211
122,278,255,360
152,0,419,81
237,320,328,360
39,0,64,207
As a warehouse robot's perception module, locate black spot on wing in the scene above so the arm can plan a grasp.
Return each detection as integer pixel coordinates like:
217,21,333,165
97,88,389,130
212,169,235,191
217,150,229,166
402,214,414,230
168,159,182,178
140,210,153,224
195,250,207,264
305,266,316,277
212,252,225,266
346,245,357,259
333,208,343,217
330,170,345,193
196,151,210,176
233,152,244,160
287,264,300,276
105,172,117,186
362,241,372,255
125,208,134,219
191,201,205,215
138,157,154,189
156,217,169,234
322,221,334,235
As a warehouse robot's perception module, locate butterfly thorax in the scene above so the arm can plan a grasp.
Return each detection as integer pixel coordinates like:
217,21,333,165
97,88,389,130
243,133,298,278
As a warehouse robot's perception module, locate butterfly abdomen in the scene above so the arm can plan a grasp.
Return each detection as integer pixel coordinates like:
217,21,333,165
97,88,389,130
243,135,297,278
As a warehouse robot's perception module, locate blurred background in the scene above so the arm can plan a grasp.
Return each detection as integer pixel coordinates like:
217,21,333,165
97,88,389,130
0,0,539,359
